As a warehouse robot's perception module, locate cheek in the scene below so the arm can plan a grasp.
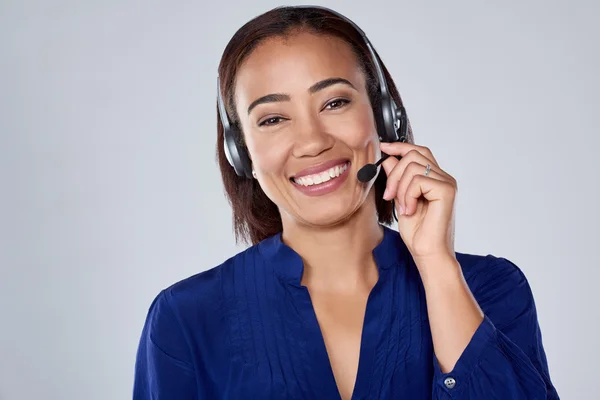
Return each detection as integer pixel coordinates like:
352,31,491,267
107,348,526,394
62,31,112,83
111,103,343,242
333,104,378,149
246,134,291,175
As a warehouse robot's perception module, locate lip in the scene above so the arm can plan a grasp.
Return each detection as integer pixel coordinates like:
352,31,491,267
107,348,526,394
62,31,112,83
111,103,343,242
291,158,350,179
290,161,351,197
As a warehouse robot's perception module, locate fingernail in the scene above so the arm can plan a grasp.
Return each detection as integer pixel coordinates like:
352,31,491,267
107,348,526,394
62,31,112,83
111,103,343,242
398,205,405,215
383,188,390,199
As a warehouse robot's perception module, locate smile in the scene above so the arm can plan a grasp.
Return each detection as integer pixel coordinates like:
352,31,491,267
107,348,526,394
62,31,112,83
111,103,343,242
292,161,349,186
290,160,351,197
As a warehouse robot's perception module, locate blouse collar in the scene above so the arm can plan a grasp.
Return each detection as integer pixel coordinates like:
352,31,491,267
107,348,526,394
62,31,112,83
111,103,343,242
258,224,407,287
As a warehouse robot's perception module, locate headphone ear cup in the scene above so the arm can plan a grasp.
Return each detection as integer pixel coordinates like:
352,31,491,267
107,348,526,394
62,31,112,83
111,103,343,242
395,106,408,143
379,93,400,143
373,102,386,142
224,127,253,178
217,76,253,178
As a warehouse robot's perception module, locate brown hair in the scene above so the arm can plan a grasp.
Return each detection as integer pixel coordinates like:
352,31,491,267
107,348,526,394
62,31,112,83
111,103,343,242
216,6,415,245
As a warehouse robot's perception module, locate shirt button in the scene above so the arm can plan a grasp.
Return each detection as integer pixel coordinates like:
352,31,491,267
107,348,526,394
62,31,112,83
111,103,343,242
444,377,456,389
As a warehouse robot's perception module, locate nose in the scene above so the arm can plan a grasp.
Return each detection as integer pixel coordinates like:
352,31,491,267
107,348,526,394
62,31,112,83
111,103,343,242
291,113,335,158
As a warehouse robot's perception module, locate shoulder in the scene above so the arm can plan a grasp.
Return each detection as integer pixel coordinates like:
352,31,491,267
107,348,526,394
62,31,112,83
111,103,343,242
455,252,536,328
136,244,266,370
157,243,263,321
455,252,528,291
139,244,263,357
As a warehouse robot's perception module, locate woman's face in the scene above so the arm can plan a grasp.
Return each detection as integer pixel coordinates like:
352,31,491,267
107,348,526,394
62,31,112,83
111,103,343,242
234,31,382,227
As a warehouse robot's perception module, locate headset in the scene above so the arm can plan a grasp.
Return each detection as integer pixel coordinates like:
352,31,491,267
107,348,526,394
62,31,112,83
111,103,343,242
216,5,408,179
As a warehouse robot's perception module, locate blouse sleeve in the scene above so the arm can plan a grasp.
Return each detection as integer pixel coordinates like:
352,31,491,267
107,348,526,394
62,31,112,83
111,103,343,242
431,257,560,399
133,289,197,399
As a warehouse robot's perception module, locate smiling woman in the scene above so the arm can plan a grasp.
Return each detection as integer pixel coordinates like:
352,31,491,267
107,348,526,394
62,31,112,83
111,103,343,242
215,8,414,243
133,5,559,400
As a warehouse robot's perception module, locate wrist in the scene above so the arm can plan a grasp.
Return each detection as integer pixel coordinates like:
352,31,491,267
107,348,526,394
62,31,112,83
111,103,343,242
413,253,464,288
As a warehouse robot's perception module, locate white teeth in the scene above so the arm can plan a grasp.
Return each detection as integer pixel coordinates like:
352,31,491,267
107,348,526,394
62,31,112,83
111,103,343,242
293,162,349,186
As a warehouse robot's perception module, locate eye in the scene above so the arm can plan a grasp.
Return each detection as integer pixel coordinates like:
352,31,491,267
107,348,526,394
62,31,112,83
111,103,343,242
324,98,351,110
258,116,285,127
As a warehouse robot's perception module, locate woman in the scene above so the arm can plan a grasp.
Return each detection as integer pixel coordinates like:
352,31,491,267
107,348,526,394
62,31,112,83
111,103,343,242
133,6,559,399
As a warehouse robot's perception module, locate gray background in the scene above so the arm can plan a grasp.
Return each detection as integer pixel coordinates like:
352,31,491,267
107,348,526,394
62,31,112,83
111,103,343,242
1,0,597,398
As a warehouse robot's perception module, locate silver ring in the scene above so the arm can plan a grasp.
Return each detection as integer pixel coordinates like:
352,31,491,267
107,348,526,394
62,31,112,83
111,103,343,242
424,164,431,177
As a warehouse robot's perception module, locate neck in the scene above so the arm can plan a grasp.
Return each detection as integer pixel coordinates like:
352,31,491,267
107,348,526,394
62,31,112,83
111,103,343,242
280,191,384,292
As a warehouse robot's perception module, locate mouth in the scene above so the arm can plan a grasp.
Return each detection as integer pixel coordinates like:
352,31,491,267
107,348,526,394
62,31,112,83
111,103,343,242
290,160,350,186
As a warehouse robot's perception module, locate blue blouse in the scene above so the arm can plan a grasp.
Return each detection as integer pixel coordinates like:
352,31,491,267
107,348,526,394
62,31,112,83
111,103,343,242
133,225,559,399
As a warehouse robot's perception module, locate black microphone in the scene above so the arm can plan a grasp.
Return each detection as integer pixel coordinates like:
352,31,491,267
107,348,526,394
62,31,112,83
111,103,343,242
357,153,392,183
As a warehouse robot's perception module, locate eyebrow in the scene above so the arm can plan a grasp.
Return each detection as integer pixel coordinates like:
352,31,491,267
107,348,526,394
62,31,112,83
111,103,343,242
246,77,357,115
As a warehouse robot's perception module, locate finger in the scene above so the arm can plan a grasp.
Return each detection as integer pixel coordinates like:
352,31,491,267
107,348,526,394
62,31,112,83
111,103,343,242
382,150,447,201
395,163,446,213
380,154,400,177
380,142,439,167
403,174,457,217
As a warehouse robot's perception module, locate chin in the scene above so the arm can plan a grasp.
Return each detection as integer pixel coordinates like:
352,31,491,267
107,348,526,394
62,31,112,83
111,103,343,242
296,212,354,228
291,193,365,228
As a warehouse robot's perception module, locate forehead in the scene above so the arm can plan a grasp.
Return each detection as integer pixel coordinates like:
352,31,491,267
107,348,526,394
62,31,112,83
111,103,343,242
234,31,366,104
